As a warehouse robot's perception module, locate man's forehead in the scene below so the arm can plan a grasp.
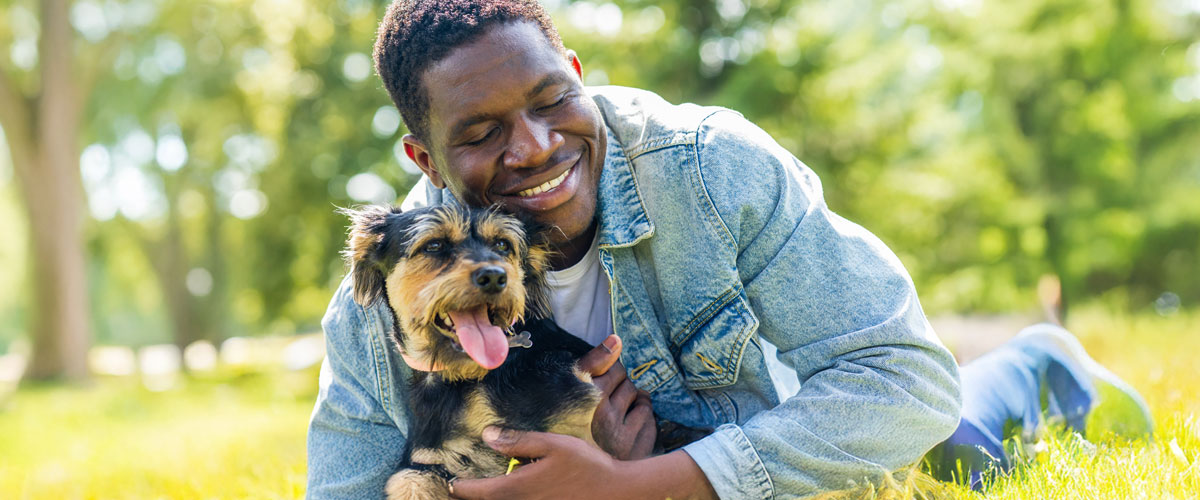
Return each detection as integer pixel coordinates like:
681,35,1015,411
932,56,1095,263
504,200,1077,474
421,22,568,137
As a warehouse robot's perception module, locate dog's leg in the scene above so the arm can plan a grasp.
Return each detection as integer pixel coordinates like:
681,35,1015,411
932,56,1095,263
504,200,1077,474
385,469,450,500
548,370,603,447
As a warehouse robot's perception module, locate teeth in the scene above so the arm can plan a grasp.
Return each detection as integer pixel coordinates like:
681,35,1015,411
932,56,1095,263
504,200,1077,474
516,169,569,197
439,312,453,327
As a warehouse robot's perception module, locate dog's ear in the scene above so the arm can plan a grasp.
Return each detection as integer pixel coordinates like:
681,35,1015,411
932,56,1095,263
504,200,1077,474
341,205,404,306
515,213,557,320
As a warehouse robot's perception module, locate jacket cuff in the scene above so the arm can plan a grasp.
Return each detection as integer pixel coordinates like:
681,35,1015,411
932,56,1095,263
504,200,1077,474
682,424,774,500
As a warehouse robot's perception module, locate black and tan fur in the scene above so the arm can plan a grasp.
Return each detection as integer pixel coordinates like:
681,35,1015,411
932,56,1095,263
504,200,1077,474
344,204,602,500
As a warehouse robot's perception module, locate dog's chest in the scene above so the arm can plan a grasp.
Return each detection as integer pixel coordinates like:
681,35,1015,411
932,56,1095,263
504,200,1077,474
407,325,601,451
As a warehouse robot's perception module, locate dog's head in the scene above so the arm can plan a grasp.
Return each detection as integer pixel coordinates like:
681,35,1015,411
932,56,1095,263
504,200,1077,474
343,204,552,380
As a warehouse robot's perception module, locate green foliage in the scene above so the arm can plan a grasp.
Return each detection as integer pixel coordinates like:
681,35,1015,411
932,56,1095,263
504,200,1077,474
0,0,1198,347
560,0,1200,314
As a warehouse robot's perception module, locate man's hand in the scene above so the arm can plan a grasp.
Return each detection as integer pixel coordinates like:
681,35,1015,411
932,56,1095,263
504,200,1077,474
449,427,718,500
577,335,656,460
450,427,622,500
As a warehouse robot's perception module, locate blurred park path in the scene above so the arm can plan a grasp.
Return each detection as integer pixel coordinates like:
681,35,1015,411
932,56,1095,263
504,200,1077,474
0,333,324,397
930,313,1042,364
0,314,1034,391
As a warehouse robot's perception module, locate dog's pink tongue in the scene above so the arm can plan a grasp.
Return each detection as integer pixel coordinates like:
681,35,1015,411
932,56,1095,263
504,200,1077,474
450,307,508,369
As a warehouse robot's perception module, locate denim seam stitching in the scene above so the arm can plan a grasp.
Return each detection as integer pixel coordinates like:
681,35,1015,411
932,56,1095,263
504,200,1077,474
364,303,393,416
691,110,739,250
681,287,753,388
611,271,677,393
625,133,694,159
673,285,739,345
728,425,775,498
598,131,656,250
683,297,759,390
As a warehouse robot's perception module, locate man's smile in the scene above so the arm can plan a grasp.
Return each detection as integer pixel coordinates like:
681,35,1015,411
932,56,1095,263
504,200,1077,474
493,149,585,213
516,168,570,197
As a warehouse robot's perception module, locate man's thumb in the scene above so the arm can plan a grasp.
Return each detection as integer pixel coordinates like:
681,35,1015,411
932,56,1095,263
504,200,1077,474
577,335,622,377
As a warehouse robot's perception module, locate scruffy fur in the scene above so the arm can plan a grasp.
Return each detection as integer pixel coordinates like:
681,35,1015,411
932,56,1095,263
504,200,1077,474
344,204,602,499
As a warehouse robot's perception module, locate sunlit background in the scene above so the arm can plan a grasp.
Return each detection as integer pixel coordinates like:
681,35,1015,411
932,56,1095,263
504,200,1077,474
1,0,1199,497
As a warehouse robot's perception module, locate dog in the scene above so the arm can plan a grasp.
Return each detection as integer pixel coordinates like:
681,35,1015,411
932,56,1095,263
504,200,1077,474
343,204,603,500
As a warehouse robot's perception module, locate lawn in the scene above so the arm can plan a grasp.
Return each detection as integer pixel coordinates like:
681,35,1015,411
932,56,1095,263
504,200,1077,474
0,307,1196,499
0,366,316,499
938,308,1200,499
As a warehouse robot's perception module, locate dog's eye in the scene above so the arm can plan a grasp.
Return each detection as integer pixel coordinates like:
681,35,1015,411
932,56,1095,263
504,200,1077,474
422,240,445,254
492,240,511,255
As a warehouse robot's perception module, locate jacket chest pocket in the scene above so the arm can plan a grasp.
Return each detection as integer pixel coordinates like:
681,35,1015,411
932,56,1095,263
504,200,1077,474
670,289,759,390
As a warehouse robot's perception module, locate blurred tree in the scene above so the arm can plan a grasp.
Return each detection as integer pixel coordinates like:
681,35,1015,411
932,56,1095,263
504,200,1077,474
2,0,1198,357
69,0,408,348
558,0,1200,315
923,0,1200,317
0,0,91,381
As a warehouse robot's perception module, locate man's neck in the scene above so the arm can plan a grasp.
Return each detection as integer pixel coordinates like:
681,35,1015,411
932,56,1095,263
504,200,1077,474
549,222,598,270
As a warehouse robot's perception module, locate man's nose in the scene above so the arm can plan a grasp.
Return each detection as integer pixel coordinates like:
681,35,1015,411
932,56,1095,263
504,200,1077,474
502,113,563,169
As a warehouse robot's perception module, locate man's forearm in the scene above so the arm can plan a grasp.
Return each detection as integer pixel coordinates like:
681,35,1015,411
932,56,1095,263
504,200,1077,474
616,450,719,500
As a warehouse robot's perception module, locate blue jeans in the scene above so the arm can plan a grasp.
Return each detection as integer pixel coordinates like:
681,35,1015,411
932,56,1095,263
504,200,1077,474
925,323,1098,487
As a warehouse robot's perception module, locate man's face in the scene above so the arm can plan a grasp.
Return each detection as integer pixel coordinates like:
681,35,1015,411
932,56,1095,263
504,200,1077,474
403,22,606,252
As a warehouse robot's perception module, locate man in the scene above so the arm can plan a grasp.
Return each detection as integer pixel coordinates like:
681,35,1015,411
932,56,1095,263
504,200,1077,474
307,1,1150,498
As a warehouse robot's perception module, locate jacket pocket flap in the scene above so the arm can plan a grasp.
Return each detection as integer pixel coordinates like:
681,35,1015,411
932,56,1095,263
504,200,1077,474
673,292,759,390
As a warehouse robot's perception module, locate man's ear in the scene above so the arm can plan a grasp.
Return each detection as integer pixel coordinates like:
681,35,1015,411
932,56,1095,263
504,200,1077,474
566,49,583,80
402,134,445,189
341,205,402,306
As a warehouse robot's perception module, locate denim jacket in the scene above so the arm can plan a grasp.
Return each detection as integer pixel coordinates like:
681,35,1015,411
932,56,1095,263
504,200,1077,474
306,86,962,499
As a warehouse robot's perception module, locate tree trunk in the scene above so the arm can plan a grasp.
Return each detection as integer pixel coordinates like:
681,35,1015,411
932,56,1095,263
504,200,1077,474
1043,212,1070,323
157,193,206,352
9,0,91,382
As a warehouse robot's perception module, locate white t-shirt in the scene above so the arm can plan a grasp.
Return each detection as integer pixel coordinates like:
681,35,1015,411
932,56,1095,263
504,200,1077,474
545,233,613,347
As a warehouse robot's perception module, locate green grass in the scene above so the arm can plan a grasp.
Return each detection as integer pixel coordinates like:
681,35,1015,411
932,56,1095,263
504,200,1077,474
0,367,317,499
935,307,1200,499
1,308,1197,499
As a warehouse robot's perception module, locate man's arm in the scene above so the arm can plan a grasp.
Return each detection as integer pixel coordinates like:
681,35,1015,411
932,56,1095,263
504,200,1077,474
679,111,962,497
307,278,410,499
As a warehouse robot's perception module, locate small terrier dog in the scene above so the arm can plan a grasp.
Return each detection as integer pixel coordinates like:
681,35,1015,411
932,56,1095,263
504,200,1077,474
344,204,602,500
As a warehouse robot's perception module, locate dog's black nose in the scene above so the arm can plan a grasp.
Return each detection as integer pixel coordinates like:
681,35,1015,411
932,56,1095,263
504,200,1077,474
472,266,507,293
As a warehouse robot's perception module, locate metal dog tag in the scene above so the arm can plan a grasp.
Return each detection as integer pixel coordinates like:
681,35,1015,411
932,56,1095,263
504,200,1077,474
507,331,533,349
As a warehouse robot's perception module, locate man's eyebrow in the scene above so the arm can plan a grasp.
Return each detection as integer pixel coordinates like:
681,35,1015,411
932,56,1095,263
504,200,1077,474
526,73,570,100
448,74,572,141
449,114,492,142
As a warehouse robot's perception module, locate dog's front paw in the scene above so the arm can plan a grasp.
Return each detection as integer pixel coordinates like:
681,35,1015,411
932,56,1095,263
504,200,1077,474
385,469,450,500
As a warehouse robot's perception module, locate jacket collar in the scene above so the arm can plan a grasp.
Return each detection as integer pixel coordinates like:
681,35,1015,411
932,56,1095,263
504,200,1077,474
595,124,654,249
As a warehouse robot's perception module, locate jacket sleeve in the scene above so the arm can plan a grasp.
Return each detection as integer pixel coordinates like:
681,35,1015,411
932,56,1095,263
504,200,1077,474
680,111,962,498
306,277,411,499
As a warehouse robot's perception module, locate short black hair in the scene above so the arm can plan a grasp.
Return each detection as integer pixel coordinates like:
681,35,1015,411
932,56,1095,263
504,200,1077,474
374,0,567,141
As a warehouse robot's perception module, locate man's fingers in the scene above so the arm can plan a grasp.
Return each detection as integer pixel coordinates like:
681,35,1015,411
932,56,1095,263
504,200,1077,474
610,378,639,414
577,335,622,377
450,473,517,500
631,419,657,458
627,396,654,422
592,361,628,397
627,400,657,459
480,426,567,459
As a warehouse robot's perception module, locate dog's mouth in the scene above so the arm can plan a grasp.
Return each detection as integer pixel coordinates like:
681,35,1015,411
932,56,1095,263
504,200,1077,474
432,305,516,370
